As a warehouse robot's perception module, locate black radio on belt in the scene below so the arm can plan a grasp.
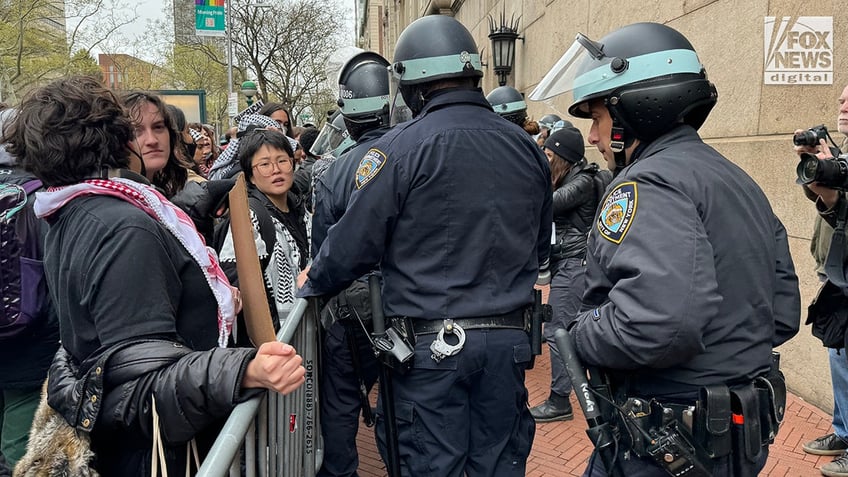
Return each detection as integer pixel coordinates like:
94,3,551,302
646,423,711,477
374,328,414,374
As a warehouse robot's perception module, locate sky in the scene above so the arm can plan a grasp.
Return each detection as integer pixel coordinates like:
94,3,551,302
80,0,356,63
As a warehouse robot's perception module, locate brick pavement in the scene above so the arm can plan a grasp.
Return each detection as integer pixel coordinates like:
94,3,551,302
354,344,834,477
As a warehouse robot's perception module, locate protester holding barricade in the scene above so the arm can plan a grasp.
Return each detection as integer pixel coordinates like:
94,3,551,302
214,128,309,346
7,76,305,476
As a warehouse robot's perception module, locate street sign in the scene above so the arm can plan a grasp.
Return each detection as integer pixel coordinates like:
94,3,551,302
228,92,238,117
196,0,226,38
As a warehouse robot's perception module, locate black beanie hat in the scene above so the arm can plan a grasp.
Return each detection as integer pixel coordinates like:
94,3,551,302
545,126,585,163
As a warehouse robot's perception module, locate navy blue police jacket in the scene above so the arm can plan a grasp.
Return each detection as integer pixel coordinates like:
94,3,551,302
298,88,553,320
571,124,800,398
311,126,391,256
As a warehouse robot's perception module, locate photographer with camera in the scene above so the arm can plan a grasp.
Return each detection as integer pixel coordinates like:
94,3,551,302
794,85,848,477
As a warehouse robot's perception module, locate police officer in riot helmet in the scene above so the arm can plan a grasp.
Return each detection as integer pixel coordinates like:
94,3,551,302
300,14,551,477
309,110,355,206
487,86,525,124
312,51,391,477
487,85,541,136
539,113,561,132
536,113,562,145
531,22,799,476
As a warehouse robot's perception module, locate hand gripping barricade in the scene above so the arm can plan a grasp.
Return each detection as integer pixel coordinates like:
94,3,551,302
554,329,787,477
196,174,322,477
195,298,323,477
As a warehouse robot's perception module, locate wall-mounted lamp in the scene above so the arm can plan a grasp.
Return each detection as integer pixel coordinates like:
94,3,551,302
488,12,523,87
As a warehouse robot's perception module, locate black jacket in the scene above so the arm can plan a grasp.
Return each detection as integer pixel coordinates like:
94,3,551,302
40,176,262,476
573,125,800,398
300,88,553,320
552,160,597,261
48,339,259,476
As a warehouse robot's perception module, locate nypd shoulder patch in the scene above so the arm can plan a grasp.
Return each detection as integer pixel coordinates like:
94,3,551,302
355,148,387,189
596,181,638,244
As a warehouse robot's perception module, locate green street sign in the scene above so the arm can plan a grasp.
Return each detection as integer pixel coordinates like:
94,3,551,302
196,0,226,38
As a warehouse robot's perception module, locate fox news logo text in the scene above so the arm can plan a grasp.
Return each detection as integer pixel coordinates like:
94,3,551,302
764,16,832,85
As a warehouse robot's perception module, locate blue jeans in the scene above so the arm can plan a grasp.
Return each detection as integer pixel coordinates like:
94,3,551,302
543,257,586,396
830,348,848,439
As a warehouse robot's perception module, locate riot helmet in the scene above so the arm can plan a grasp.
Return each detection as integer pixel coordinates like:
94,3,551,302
530,22,717,166
337,51,391,140
310,110,350,158
389,15,484,117
538,114,562,131
549,119,574,134
486,86,528,127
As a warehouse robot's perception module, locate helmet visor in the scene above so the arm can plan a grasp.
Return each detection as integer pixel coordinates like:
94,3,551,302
310,121,347,158
388,65,413,126
531,31,706,115
528,35,596,102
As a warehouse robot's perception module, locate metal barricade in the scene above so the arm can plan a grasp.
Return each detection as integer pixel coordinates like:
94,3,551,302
196,297,323,477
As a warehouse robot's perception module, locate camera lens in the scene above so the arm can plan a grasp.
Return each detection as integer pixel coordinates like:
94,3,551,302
797,152,848,188
796,154,820,184
793,130,817,147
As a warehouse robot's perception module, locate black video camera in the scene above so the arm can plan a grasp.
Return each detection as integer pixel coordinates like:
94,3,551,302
797,152,848,189
794,124,830,147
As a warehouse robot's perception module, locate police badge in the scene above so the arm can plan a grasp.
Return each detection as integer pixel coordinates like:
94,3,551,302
597,182,638,244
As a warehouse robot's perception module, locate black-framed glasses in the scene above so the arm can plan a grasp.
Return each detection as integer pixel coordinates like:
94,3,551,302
252,157,294,176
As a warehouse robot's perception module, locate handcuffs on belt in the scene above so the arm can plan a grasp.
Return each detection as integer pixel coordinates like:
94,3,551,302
430,319,466,363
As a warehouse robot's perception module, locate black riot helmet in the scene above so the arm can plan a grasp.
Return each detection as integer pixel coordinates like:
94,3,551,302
337,51,391,141
389,15,484,117
538,114,562,131
486,86,527,127
530,22,717,169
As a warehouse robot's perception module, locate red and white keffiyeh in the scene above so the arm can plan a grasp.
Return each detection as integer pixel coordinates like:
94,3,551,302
33,178,235,347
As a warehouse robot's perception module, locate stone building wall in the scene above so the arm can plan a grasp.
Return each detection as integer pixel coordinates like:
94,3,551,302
362,0,845,412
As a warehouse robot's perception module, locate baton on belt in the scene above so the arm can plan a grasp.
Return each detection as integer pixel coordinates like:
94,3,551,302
554,328,623,477
369,274,401,477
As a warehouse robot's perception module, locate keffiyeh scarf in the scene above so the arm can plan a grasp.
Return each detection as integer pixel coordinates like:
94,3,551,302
33,178,236,347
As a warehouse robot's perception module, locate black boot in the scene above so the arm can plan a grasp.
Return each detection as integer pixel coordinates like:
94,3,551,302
529,391,574,423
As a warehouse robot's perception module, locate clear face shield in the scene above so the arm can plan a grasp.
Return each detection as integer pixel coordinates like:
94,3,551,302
528,33,608,110
310,120,347,158
387,64,413,126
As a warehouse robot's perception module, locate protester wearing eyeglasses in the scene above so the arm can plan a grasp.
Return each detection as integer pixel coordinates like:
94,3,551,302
216,129,310,345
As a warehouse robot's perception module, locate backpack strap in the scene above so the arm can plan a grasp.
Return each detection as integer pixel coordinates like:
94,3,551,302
22,179,43,195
